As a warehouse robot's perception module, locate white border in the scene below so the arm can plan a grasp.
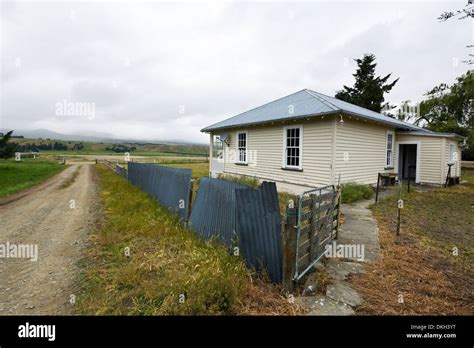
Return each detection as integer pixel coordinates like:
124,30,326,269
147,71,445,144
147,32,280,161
235,130,248,164
282,125,303,170
386,130,395,167
396,141,421,184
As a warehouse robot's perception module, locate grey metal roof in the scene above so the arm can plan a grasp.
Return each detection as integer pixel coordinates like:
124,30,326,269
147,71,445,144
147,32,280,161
201,89,427,133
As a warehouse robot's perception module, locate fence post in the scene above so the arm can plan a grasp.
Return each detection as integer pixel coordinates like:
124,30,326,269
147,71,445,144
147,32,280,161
335,188,342,240
375,173,380,203
187,180,194,223
396,181,402,236
308,194,317,260
283,198,298,292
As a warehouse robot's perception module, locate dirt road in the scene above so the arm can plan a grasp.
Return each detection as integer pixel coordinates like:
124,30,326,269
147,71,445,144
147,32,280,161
0,164,98,315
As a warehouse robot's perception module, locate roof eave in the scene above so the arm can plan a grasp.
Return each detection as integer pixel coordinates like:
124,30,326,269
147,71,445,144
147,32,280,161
202,109,422,133
397,130,467,140
201,110,342,133
340,110,419,131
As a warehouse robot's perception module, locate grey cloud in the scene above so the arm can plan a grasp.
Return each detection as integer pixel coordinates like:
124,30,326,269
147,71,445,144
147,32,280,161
1,1,471,143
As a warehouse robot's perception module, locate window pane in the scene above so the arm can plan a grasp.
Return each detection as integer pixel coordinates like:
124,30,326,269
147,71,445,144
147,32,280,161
285,127,301,167
237,133,246,162
386,150,392,166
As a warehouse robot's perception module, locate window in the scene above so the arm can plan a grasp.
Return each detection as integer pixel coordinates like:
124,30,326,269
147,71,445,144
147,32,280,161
236,131,247,163
284,126,303,169
386,131,394,167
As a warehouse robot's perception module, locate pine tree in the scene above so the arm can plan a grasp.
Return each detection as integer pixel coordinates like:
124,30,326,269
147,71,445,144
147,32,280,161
335,54,399,113
0,130,18,159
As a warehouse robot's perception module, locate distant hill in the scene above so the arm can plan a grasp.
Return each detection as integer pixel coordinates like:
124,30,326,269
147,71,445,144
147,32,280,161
1,129,209,156
0,128,207,146
1,128,114,142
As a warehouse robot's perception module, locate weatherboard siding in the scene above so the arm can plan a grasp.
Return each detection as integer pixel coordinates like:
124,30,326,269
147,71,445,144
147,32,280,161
221,118,334,187
444,140,462,179
395,134,444,185
212,116,459,188
334,118,395,185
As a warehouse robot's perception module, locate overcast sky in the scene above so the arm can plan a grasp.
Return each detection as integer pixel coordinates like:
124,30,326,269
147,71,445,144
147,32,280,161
1,0,472,144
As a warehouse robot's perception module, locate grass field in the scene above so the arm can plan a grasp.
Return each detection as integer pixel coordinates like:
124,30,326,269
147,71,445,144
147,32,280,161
161,162,209,178
0,158,65,197
13,137,208,157
75,165,300,315
350,169,474,315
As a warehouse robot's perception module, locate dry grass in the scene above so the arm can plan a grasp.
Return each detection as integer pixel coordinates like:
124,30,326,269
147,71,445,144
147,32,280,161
350,169,474,315
58,166,80,189
235,278,304,315
461,161,474,169
76,165,302,316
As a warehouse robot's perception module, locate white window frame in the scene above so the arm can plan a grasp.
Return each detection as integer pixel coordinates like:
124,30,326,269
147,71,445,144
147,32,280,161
235,130,248,164
282,125,303,170
386,130,394,168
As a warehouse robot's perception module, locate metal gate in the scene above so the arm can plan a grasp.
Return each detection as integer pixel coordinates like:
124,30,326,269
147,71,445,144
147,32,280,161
294,185,341,281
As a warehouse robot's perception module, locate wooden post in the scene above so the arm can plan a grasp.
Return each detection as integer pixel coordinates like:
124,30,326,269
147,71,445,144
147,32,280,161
209,133,213,175
444,164,452,188
335,188,342,240
187,180,194,222
283,198,298,292
375,173,380,203
396,181,402,236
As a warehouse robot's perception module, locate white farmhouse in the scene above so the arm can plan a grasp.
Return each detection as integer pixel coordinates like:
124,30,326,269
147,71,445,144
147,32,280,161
202,89,464,192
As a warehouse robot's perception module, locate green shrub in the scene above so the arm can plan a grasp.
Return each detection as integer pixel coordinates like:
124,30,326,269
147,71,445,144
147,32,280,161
341,182,374,203
218,174,260,188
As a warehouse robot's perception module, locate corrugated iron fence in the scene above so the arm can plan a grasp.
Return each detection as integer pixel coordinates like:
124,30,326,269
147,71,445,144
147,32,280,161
234,182,282,283
189,178,282,282
104,161,283,283
127,162,192,221
100,161,341,285
188,177,246,246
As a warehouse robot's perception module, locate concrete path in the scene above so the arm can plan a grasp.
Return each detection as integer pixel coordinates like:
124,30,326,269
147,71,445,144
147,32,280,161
300,195,382,315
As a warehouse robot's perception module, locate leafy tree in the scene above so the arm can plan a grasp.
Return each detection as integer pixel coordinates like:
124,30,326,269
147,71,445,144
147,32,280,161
438,1,473,65
0,130,18,159
416,71,474,160
438,1,474,21
335,54,399,113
